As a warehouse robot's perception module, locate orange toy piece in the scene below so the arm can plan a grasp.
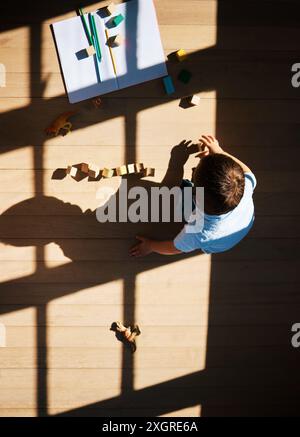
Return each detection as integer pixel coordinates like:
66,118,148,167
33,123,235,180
45,111,76,136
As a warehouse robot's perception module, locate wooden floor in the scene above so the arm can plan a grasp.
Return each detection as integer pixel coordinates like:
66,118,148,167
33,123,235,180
0,0,300,417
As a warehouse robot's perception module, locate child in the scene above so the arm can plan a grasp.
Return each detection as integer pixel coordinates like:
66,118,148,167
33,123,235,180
130,135,256,256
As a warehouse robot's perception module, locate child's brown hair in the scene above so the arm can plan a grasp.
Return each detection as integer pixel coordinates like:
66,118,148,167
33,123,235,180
193,154,245,215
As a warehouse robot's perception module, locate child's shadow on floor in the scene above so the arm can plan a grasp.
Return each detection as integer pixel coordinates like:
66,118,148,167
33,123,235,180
0,172,202,309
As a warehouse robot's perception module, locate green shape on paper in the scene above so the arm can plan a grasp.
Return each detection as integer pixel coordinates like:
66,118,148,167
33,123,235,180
112,14,124,27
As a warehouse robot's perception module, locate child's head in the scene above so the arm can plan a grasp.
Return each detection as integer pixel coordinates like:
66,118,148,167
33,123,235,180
193,153,245,215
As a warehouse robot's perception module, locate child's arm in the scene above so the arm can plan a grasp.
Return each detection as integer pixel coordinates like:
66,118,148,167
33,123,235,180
130,236,181,257
198,135,252,173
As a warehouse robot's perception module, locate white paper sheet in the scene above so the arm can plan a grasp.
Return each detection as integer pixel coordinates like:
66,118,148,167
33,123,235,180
51,0,167,103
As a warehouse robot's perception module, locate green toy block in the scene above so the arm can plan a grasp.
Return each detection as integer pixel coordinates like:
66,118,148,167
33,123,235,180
112,14,124,27
178,69,192,84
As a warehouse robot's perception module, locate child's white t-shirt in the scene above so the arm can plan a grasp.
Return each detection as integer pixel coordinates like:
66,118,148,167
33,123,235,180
174,172,257,254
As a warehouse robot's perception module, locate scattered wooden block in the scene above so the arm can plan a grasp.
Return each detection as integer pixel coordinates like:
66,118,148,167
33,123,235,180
116,165,127,176
143,167,155,177
66,166,78,177
175,48,187,62
188,94,201,106
102,168,114,178
105,2,116,16
107,34,124,47
88,163,100,178
163,75,175,95
178,69,192,84
127,163,135,174
80,163,89,173
85,45,96,57
111,14,124,27
134,163,144,173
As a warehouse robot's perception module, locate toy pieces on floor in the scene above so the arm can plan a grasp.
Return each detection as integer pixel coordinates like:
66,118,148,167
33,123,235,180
127,163,135,174
102,167,114,178
80,162,100,178
80,162,89,173
66,165,78,177
116,165,127,176
142,167,155,177
134,163,144,173
116,163,145,176
178,69,192,84
67,162,149,180
88,163,101,178
163,75,175,95
110,321,141,353
187,94,201,106
45,111,76,136
175,48,187,62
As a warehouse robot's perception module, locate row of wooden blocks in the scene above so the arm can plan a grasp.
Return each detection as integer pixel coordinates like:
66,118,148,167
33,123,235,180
66,163,155,179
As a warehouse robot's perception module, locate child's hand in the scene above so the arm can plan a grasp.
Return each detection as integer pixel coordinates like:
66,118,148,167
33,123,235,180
130,236,153,257
197,135,223,157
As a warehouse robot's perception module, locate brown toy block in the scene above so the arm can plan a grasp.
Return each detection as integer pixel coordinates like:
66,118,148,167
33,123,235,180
143,167,155,177
102,168,114,178
80,163,89,173
85,45,96,57
88,163,100,178
116,165,127,176
105,2,116,16
66,166,78,177
134,163,144,173
127,163,135,174
108,34,124,47
188,94,201,106
175,48,187,61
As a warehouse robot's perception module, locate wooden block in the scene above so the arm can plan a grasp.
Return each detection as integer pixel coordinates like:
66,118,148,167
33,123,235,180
66,166,78,177
188,95,201,106
112,14,124,27
163,75,175,95
127,164,135,174
134,163,144,173
105,2,116,16
102,168,114,178
143,167,155,177
116,165,127,176
175,48,187,62
178,69,192,84
88,163,100,178
80,163,89,174
85,45,96,57
108,34,123,47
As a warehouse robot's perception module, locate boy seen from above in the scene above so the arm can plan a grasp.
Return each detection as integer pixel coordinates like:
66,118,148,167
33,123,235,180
130,135,256,257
